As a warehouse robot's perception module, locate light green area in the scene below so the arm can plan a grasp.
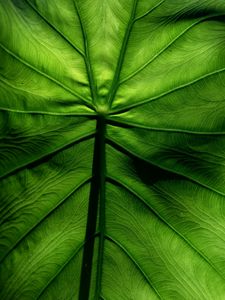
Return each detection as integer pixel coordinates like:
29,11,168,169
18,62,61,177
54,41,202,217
1,0,225,299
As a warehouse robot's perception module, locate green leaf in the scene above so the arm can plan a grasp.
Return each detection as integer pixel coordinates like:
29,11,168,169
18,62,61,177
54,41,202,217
1,0,225,299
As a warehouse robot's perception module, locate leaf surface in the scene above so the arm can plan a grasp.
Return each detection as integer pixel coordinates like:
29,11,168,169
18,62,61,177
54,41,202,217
1,1,225,299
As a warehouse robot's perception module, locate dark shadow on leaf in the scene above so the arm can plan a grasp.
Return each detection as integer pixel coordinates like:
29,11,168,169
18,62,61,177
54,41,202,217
156,7,225,24
131,155,180,186
107,137,182,186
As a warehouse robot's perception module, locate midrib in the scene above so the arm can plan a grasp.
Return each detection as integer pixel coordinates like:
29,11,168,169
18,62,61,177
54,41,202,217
79,115,106,300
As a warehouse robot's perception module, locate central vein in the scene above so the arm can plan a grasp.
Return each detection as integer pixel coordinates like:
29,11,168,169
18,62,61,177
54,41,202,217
79,0,138,297
95,115,106,299
79,115,106,300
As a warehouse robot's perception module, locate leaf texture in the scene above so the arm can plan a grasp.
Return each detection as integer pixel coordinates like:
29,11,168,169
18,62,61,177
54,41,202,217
1,0,225,299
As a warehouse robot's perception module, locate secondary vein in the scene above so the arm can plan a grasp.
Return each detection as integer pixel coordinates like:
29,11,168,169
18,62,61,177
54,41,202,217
107,0,138,108
73,0,98,105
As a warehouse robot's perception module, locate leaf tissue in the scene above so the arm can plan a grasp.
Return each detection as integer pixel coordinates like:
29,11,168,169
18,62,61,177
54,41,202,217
1,0,225,299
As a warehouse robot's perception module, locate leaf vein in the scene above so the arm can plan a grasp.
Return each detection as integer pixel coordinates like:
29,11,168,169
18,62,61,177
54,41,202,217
25,0,85,56
105,234,162,300
107,118,225,135
106,137,225,197
0,178,91,264
0,131,95,180
107,176,225,284
72,0,97,104
120,13,225,84
110,67,225,114
107,0,138,108
0,43,93,109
